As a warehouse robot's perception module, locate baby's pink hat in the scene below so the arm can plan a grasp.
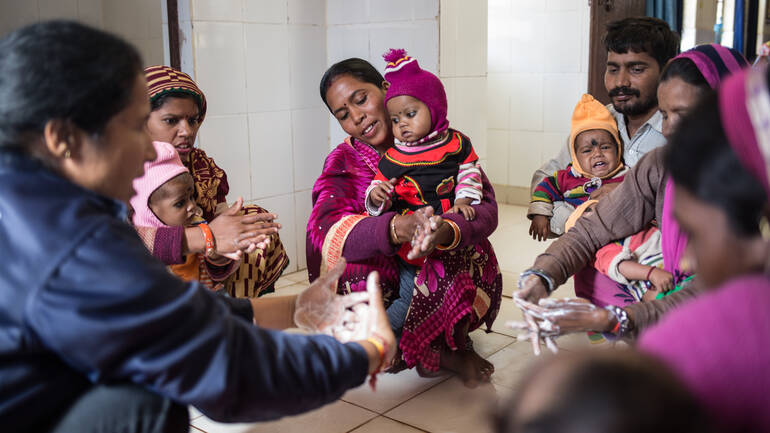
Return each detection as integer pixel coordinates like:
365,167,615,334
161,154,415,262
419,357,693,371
130,141,190,228
383,49,448,140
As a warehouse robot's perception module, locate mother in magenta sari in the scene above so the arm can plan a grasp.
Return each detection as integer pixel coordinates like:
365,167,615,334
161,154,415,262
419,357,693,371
308,58,502,386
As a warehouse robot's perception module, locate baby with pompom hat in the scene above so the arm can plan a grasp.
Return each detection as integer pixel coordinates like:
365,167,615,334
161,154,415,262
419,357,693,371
365,49,492,346
365,48,483,222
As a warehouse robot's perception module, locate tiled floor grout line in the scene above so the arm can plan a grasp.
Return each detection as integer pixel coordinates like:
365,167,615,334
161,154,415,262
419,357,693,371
381,415,431,432
379,374,453,419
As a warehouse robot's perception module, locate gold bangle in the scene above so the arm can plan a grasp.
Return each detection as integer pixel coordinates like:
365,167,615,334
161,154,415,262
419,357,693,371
389,214,400,244
436,220,461,250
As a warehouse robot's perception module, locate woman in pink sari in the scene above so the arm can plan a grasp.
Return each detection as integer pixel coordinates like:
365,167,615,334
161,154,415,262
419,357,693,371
308,58,502,386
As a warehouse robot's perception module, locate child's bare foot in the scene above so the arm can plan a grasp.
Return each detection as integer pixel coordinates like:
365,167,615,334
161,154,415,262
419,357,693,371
439,346,494,388
642,289,660,302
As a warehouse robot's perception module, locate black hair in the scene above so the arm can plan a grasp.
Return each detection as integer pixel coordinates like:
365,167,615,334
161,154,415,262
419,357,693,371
659,57,710,91
319,58,385,111
666,91,767,237
150,92,199,113
495,351,713,433
0,20,142,150
603,17,680,69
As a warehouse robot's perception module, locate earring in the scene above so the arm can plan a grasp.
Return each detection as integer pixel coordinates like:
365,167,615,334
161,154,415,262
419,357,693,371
63,149,71,159
760,215,770,240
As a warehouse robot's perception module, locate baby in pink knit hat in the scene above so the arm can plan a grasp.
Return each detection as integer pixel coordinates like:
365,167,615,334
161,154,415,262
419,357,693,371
131,141,239,290
365,49,483,222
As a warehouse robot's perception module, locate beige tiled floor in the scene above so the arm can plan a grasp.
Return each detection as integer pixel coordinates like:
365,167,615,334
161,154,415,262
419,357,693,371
190,205,588,433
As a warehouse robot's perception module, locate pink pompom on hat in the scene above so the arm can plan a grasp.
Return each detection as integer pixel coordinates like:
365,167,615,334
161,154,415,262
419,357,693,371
130,141,191,228
383,48,448,143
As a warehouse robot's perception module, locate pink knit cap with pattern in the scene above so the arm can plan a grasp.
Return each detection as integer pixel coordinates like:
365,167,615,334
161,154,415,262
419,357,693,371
383,49,448,140
130,141,191,228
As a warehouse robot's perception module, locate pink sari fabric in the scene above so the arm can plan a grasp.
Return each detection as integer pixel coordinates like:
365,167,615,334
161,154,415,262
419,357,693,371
661,179,689,279
306,138,400,295
307,137,502,371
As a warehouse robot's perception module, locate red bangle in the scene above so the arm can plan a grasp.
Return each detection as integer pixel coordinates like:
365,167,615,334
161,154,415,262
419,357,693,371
366,332,389,391
645,267,655,281
198,223,215,257
610,319,621,334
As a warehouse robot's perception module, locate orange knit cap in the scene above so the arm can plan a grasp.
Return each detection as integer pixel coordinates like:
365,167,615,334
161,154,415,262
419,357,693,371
568,94,623,179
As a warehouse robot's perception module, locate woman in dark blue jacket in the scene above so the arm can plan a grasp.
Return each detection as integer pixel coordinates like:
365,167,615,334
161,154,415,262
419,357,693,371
0,21,395,432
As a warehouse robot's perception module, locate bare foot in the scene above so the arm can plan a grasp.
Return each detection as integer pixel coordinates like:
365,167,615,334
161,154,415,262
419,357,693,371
439,347,494,388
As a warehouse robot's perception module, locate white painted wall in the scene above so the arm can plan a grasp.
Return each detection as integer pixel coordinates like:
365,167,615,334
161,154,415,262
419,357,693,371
486,0,590,189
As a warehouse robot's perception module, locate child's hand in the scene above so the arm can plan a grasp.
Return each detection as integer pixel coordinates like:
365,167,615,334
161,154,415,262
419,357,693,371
641,288,660,302
648,268,674,292
529,215,551,242
370,178,396,207
447,203,476,220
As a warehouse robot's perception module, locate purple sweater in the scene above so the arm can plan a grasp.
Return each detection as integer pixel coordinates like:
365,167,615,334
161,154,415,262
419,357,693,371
639,274,770,433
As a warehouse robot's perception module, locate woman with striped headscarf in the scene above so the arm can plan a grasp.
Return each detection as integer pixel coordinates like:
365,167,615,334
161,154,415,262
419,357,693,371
139,65,289,297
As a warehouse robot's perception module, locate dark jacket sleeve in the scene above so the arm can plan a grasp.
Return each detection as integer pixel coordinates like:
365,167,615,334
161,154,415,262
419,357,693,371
27,221,368,423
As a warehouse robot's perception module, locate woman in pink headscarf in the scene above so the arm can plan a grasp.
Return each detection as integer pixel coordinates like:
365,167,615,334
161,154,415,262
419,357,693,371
638,66,770,433
511,45,749,347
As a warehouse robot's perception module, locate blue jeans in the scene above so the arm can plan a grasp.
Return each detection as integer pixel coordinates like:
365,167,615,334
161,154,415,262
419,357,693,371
386,259,417,337
48,384,188,433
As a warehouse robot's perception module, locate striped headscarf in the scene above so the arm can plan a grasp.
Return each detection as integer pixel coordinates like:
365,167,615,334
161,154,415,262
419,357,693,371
673,44,749,90
144,65,207,122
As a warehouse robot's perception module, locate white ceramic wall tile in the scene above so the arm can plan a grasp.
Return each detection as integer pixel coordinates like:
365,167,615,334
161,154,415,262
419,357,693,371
288,0,324,25
78,0,104,28
509,131,544,187
329,117,348,150
486,73,511,130
145,0,163,39
410,20,440,72
161,0,168,23
193,21,248,115
0,0,39,36
544,10,581,73
38,0,78,21
509,73,543,132
580,3,590,73
488,36,512,73
248,111,293,198
254,193,297,273
413,0,439,20
243,0,287,23
546,0,580,10
541,132,568,165
439,0,459,77
368,0,414,22
512,0,546,11
452,77,487,159
509,11,545,74
487,130,510,185
292,107,330,191
103,0,141,39
192,0,241,21
294,189,312,270
542,73,587,133
289,25,326,109
442,0,489,77
244,23,290,112
326,25,369,65
197,115,252,201
326,0,367,25
368,24,414,71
